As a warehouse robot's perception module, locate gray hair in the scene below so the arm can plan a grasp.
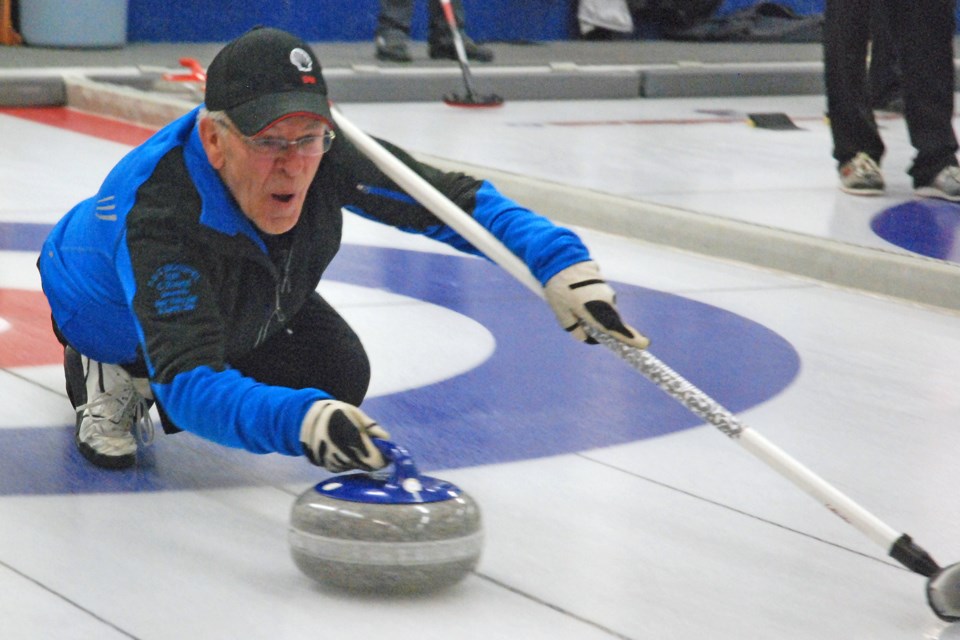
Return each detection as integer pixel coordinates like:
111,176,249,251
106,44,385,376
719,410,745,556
198,106,228,124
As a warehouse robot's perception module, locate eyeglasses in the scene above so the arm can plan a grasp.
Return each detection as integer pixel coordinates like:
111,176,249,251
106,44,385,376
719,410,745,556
215,117,335,157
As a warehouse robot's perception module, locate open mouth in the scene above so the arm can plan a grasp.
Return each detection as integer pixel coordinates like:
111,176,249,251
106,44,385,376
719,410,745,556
272,193,295,204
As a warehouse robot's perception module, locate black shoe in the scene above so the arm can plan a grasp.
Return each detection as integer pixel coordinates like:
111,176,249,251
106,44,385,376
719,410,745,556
375,36,412,63
873,96,904,115
580,26,620,40
429,35,493,62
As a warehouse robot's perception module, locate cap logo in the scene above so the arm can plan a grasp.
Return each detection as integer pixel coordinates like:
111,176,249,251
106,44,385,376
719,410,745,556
290,48,313,72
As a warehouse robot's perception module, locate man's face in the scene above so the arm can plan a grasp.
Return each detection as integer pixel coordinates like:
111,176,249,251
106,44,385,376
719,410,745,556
200,114,329,235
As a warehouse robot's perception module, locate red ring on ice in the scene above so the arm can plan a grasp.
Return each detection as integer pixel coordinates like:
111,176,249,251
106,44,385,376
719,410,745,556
0,289,62,367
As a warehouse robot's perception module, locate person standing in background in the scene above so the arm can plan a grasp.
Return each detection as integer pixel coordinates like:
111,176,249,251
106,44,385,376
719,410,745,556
823,0,960,199
374,0,494,63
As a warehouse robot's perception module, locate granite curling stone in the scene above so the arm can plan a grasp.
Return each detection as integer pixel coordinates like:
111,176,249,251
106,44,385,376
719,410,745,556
289,440,483,593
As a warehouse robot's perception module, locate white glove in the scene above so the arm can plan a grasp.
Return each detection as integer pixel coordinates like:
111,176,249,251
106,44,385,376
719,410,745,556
544,260,649,349
299,400,391,472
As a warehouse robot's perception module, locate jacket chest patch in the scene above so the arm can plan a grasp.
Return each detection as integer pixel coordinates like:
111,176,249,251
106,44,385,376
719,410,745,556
148,263,201,316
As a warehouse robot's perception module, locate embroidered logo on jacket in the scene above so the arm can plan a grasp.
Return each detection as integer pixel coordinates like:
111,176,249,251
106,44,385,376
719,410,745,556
147,264,200,315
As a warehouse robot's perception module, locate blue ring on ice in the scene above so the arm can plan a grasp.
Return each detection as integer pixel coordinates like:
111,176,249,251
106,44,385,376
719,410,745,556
0,242,800,495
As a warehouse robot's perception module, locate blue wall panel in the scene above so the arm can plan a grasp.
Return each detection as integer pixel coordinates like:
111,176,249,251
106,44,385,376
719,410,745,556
128,0,574,43
121,0,960,44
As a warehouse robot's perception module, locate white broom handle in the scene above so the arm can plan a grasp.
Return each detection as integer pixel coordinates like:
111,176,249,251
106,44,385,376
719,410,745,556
330,105,903,552
580,325,901,549
331,106,539,293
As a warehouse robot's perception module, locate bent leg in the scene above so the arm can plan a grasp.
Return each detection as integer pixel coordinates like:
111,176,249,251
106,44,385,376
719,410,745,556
231,292,371,407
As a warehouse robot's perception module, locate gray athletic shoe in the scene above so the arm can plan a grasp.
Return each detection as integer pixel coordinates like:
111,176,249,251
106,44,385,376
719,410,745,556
915,165,960,202
839,152,885,196
65,347,153,469
375,34,412,63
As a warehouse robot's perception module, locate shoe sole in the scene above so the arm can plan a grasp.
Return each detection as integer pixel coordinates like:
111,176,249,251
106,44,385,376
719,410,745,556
75,414,136,470
914,187,960,202
375,49,411,63
77,439,136,469
840,186,884,196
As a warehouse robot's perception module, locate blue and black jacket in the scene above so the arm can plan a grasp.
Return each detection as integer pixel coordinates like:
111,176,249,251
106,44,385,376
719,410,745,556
38,106,590,457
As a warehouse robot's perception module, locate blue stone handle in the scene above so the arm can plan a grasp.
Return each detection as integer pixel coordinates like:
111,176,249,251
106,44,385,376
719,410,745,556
373,439,422,486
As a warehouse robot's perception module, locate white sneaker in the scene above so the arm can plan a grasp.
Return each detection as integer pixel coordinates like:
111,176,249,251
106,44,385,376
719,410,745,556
915,165,960,202
66,347,153,469
839,152,885,196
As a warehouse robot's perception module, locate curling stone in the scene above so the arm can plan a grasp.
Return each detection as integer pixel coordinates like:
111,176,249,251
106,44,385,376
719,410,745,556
289,440,483,594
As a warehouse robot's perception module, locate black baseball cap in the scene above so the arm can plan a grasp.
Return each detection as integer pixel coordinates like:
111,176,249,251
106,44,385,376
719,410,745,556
205,27,332,136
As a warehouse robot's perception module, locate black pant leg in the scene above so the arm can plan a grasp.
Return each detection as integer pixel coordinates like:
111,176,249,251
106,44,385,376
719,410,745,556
231,292,371,407
881,0,958,186
867,1,901,108
824,0,884,166
376,0,415,38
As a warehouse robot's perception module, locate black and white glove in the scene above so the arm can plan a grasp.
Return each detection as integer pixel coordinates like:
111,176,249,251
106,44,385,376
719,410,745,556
299,400,391,472
544,260,649,349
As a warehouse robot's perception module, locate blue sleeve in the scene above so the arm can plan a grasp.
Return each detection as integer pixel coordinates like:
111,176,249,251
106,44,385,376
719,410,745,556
413,181,592,285
152,366,332,456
